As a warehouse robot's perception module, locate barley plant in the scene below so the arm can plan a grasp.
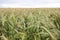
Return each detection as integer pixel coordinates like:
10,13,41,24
0,8,60,40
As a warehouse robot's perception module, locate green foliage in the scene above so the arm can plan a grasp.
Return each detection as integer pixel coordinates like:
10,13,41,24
0,9,60,40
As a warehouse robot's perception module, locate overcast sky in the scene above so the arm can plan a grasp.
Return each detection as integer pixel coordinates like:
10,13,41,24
0,0,60,8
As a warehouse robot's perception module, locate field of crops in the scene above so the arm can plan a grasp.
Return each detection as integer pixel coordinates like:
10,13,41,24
0,8,60,40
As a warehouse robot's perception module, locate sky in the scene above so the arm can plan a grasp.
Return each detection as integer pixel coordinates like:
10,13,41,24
0,0,60,8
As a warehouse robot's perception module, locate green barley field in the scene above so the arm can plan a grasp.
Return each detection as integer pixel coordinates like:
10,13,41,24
0,8,60,40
